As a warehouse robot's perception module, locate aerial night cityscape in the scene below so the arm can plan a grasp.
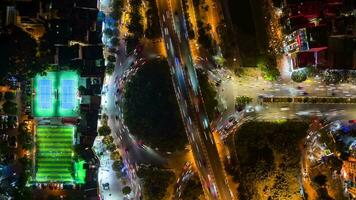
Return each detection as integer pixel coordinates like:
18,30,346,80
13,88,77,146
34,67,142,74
0,0,355,200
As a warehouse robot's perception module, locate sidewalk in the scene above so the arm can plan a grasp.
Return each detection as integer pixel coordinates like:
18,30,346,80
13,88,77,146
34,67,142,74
94,137,135,200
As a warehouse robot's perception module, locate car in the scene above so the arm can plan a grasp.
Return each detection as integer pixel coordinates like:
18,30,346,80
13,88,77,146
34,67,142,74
228,116,235,123
245,106,255,113
137,140,144,147
102,183,110,190
224,123,233,132
135,58,147,67
134,45,143,56
280,106,290,111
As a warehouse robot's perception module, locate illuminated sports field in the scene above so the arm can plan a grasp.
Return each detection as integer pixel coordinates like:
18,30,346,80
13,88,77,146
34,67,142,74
33,71,79,117
35,125,75,183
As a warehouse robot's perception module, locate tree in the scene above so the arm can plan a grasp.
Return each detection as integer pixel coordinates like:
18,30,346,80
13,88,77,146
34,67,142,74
110,151,121,160
137,167,175,200
2,101,17,115
98,125,111,136
18,156,31,170
197,20,213,50
125,36,139,54
234,121,309,199
78,85,86,95
235,96,252,111
107,143,116,152
110,37,120,47
257,56,280,81
122,186,132,195
112,159,124,171
106,62,115,75
127,12,144,37
181,176,204,200
323,70,341,84
18,131,33,150
291,70,307,83
102,135,114,146
4,92,15,101
107,55,116,63
145,0,161,39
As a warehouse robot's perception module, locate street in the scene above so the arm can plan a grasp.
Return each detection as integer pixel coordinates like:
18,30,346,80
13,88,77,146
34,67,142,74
156,0,234,199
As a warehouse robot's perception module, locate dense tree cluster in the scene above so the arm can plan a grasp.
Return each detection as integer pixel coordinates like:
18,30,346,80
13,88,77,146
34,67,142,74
196,69,218,121
137,166,175,200
197,20,213,52
0,25,47,82
231,121,309,200
98,125,111,136
235,96,252,111
144,0,161,39
257,55,280,81
181,0,195,39
123,59,186,151
181,175,204,200
2,91,17,115
125,0,144,53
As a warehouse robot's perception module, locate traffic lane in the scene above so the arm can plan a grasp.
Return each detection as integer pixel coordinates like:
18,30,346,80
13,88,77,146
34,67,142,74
171,0,234,198
217,104,356,141
166,0,234,199
111,97,165,166
256,104,356,121
219,80,356,119
157,0,218,198
107,54,166,166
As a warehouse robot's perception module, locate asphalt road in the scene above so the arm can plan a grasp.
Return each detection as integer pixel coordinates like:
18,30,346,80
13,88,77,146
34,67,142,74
99,11,166,198
156,0,234,199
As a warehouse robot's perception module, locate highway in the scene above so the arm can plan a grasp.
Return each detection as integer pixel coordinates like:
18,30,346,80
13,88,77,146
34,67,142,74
156,0,234,199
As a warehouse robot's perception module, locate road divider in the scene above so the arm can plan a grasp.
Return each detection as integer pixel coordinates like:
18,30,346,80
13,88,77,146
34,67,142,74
259,96,356,104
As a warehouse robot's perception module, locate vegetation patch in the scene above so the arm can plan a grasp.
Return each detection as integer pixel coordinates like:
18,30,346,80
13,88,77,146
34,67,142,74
137,166,175,200
196,69,218,121
123,59,186,151
230,121,308,200
181,175,204,200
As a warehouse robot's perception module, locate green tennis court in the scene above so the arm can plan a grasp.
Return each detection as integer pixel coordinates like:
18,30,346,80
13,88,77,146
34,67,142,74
33,71,79,117
35,125,75,183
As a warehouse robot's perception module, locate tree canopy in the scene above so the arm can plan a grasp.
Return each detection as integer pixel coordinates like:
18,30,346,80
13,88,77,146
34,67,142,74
196,69,218,121
98,125,111,136
122,186,132,195
0,25,46,81
137,166,175,200
257,55,280,81
233,121,309,199
181,176,204,200
3,101,17,115
123,59,186,151
291,70,307,83
235,96,252,111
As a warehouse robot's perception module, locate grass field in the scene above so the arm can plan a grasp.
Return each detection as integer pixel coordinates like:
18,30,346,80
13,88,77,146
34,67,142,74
35,126,74,183
33,71,79,117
